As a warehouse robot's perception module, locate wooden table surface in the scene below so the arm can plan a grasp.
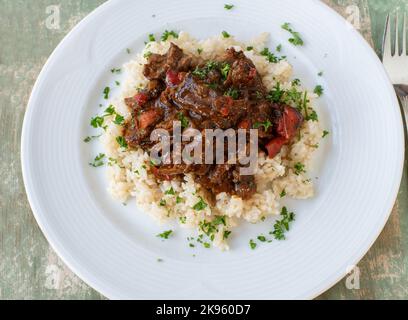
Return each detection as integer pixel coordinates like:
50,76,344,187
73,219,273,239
1,0,407,300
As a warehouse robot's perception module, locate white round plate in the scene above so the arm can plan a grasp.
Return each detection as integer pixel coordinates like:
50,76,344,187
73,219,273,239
22,0,404,299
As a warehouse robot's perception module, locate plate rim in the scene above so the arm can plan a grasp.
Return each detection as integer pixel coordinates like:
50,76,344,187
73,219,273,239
21,0,405,299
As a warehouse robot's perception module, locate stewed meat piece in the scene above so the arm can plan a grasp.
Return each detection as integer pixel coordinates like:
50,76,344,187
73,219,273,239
123,43,303,199
143,43,201,80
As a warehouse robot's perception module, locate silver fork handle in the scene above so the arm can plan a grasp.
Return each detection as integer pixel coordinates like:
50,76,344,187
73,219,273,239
394,85,408,135
400,96,408,129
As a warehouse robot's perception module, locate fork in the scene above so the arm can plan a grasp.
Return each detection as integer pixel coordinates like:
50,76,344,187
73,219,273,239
382,13,408,125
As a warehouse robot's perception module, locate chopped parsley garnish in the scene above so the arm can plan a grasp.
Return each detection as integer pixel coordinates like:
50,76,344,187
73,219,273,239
318,71,324,77
92,105,125,126
83,134,101,143
224,4,234,10
224,87,239,99
306,110,318,122
115,81,120,86
157,230,173,239
266,81,305,111
213,215,227,226
108,158,119,167
276,44,282,52
116,136,128,149
260,47,280,63
161,30,178,41
197,48,203,55
192,61,223,80
294,162,306,175
165,187,175,195
157,258,163,262
292,78,301,86
110,68,121,74
280,189,286,198
143,51,152,58
266,82,285,103
178,113,189,129
126,48,131,54
220,63,231,80
179,216,187,224
148,33,156,42
103,87,110,99
302,91,309,118
255,91,263,99
257,235,267,242
193,197,208,211
249,239,257,250
203,242,211,249
176,196,183,204
159,199,167,207
221,30,231,38
270,207,296,240
206,61,219,70
254,120,272,132
322,130,330,138
246,46,254,51
192,68,206,79
104,105,115,115
113,114,125,125
223,230,232,240
89,153,105,167
207,83,218,90
90,116,104,128
281,22,304,46
314,85,324,97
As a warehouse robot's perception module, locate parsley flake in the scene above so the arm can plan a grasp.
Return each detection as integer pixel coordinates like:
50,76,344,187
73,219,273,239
110,68,121,74
224,87,239,99
178,113,189,129
271,207,296,240
90,116,104,128
161,30,178,41
223,230,232,240
193,197,207,211
165,187,175,195
314,85,324,97
257,235,267,242
294,162,306,175
254,120,272,132
103,87,110,100
157,230,173,239
282,22,304,46
148,33,156,42
221,31,231,38
89,153,105,167
116,136,128,149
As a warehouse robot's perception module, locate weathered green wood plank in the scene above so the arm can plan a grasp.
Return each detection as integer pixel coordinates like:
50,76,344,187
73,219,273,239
0,0,407,300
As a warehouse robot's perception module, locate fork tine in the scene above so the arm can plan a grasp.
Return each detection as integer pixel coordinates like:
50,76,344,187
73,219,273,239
403,13,407,56
395,13,399,55
383,13,392,58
